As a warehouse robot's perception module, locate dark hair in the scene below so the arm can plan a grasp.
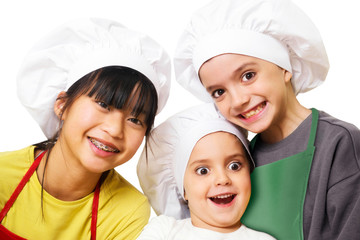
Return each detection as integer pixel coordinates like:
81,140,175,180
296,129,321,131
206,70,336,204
36,65,158,148
34,66,158,215
63,65,158,136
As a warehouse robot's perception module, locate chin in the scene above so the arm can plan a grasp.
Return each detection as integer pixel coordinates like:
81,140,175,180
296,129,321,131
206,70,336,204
213,219,242,233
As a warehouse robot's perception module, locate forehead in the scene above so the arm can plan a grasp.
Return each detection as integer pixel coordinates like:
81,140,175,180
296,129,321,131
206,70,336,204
199,54,262,80
189,131,246,161
202,54,271,72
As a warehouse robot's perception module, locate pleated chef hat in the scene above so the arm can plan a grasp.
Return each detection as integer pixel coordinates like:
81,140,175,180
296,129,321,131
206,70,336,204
137,103,254,219
174,0,329,102
17,18,171,139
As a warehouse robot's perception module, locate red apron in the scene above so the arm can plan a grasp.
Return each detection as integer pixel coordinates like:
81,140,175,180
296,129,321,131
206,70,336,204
0,151,101,240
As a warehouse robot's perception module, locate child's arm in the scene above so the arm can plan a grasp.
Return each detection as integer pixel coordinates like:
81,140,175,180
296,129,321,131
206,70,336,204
324,128,360,239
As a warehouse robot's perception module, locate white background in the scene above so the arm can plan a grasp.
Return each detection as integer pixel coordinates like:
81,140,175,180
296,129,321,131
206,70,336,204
0,0,359,216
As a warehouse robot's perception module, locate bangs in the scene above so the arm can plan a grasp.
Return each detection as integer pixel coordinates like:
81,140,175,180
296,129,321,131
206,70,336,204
69,66,158,133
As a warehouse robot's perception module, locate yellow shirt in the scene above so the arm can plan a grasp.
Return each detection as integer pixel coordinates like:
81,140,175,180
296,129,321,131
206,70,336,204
0,146,150,239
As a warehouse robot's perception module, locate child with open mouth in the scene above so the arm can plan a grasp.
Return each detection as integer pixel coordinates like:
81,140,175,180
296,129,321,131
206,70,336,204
173,0,360,239
137,103,275,239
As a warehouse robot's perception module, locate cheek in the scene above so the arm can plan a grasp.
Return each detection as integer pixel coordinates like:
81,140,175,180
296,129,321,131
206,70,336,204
183,175,191,201
215,101,231,119
128,130,146,151
239,175,251,196
183,176,203,202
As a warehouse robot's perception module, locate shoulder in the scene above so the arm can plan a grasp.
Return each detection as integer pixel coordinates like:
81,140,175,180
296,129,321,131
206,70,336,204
0,146,36,209
317,111,360,140
0,146,35,177
316,111,360,184
0,146,35,162
138,216,192,239
148,215,186,227
317,110,360,150
146,215,179,228
101,170,150,210
240,224,277,240
137,215,180,239
98,170,151,239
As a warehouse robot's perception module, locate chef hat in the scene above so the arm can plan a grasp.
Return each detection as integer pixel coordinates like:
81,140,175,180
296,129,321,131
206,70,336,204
174,0,329,102
17,18,171,139
137,103,254,219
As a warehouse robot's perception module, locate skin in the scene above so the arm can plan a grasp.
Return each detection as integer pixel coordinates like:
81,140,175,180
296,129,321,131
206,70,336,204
199,54,311,143
36,91,147,201
183,131,251,233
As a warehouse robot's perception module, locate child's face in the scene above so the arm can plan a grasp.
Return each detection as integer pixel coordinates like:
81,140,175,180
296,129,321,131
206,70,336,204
183,131,251,233
55,93,147,173
199,53,292,134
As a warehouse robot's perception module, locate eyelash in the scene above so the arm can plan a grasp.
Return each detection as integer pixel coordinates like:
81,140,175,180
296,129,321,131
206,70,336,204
96,101,110,111
96,101,145,127
210,71,256,99
128,117,143,126
242,72,255,82
195,167,210,175
195,162,242,176
211,89,224,99
228,162,242,171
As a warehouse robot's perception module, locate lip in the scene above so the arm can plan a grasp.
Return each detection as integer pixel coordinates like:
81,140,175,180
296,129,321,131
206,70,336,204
238,102,267,123
88,137,120,157
208,193,237,208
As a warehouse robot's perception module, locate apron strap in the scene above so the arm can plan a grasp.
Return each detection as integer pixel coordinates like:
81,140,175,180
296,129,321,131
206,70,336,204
307,108,319,149
91,180,101,240
1,150,102,240
250,108,319,151
0,151,46,222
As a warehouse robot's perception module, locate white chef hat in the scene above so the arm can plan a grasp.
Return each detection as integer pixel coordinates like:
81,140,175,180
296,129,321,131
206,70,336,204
137,103,254,219
17,18,171,139
174,0,329,102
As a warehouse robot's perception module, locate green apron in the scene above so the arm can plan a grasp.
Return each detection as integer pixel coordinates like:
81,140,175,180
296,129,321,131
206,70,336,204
242,108,318,240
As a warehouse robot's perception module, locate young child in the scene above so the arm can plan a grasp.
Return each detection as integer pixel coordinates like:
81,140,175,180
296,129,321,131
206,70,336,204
137,103,275,239
173,0,360,239
0,18,170,239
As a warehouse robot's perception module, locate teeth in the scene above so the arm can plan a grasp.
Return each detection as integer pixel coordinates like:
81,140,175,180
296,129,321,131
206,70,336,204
243,103,265,119
212,194,234,199
90,138,119,153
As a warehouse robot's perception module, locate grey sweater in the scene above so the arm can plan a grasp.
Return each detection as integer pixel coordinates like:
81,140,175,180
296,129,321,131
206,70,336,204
251,110,360,240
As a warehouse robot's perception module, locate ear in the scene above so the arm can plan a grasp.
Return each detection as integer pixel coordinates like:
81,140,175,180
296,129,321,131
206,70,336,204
284,70,293,83
54,91,67,120
184,189,188,201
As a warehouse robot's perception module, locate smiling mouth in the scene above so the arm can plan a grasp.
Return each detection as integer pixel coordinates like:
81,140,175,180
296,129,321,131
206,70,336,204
209,194,236,205
89,138,120,153
241,102,266,119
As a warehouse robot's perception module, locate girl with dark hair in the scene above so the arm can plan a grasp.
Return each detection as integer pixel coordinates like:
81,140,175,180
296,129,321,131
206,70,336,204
0,18,171,239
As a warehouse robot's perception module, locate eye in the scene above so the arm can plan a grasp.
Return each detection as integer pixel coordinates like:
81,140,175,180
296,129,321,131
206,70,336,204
211,89,225,99
195,167,210,175
128,117,144,127
96,101,110,111
242,72,255,82
228,162,241,171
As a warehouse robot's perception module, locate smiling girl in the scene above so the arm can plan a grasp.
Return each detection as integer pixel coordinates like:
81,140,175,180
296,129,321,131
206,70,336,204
0,18,170,239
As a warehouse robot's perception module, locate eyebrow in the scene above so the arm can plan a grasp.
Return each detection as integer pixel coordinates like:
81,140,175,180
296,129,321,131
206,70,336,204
205,62,258,93
188,159,209,168
188,153,247,168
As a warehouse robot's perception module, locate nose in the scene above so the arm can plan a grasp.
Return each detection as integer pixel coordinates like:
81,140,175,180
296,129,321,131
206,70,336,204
214,169,232,186
104,111,125,139
229,85,250,110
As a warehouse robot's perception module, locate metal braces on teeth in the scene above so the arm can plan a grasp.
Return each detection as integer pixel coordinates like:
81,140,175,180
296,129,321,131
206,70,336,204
90,138,119,153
